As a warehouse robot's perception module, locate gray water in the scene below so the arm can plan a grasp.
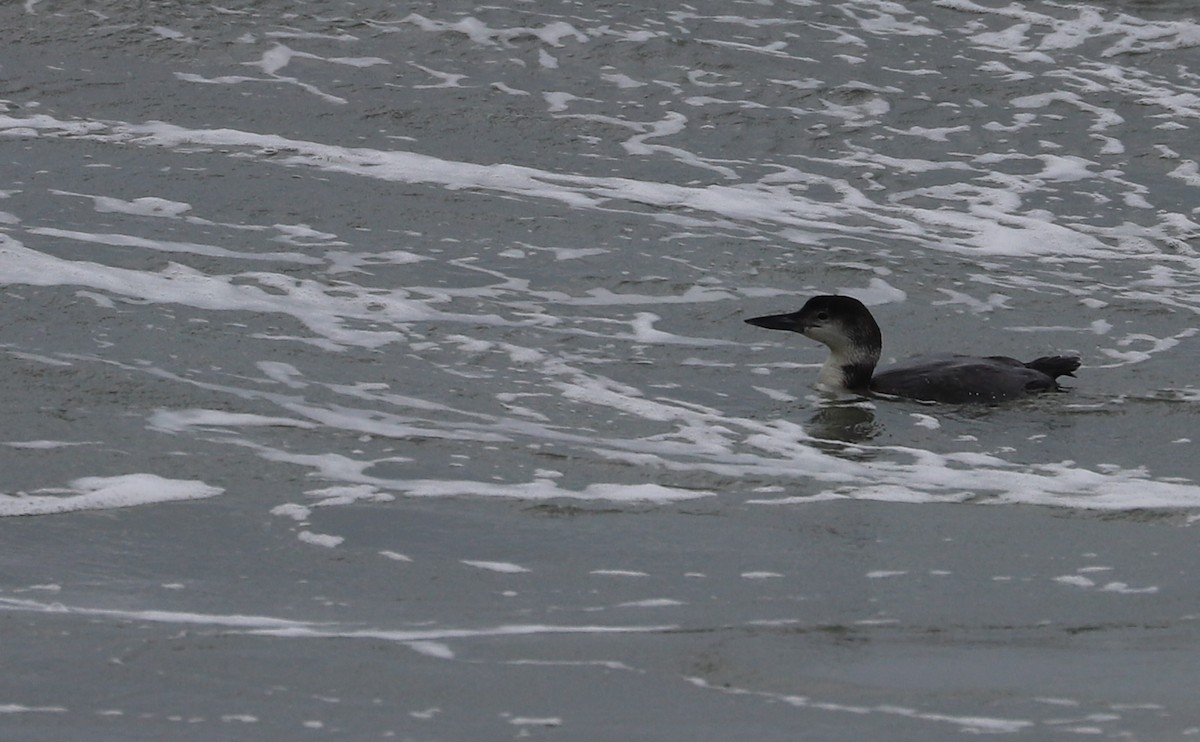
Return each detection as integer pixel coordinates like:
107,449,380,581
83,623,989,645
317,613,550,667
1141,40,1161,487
3,0,1200,739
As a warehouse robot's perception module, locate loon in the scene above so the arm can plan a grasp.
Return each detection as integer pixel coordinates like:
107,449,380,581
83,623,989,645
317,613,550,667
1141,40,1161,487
745,295,1080,404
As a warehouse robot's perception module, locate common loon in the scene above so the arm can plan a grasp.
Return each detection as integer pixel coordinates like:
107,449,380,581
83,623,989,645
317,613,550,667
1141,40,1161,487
745,295,1080,404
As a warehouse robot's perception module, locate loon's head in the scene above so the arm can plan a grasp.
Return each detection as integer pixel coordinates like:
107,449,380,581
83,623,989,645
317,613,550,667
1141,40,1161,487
745,295,883,392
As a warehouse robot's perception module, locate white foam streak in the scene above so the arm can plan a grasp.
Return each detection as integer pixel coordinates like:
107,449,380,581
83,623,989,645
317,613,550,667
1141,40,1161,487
0,475,223,517
687,676,1033,734
179,375,1200,511
0,234,500,350
0,596,673,646
0,116,964,244
29,226,320,263
938,0,1200,58
0,596,308,629
401,480,710,503
149,410,319,433
0,704,67,714
113,349,1200,511
248,622,676,643
5,114,1181,272
398,14,588,47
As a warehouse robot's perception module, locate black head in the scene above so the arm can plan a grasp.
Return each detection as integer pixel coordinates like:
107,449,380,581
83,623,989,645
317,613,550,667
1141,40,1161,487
745,295,882,353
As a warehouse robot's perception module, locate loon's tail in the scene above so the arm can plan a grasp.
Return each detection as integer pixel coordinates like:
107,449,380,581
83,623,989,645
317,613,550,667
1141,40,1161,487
1025,355,1081,379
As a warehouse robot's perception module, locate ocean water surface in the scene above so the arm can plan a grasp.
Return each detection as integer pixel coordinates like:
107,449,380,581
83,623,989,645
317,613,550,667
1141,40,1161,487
3,0,1200,739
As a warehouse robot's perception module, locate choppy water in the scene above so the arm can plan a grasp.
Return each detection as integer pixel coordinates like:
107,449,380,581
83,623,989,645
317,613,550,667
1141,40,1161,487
3,1,1200,739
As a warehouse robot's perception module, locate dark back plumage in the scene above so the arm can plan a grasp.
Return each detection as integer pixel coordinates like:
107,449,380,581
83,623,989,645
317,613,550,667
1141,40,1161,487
871,354,1080,403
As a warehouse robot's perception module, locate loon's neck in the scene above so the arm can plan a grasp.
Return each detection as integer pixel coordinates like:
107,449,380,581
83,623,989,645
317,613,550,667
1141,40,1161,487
817,347,879,393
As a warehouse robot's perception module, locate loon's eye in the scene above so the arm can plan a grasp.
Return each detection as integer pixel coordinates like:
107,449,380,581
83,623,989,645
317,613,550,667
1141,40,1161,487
816,311,829,321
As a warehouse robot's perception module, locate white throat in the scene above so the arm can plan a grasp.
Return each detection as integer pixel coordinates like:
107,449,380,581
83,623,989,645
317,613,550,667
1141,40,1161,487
817,355,850,391
815,346,878,392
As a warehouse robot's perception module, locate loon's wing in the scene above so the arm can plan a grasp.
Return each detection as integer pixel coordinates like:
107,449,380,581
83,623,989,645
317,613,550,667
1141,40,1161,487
871,356,1068,404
